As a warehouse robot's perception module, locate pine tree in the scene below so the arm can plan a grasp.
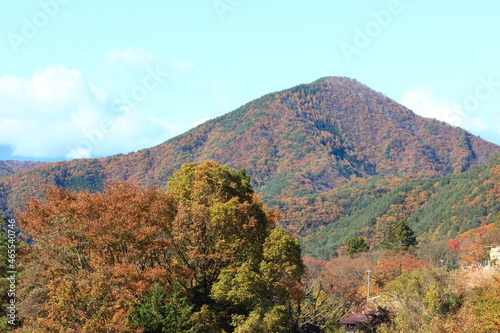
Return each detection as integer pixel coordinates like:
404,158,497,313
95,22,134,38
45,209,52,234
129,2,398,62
130,283,193,333
345,236,369,255
381,220,417,251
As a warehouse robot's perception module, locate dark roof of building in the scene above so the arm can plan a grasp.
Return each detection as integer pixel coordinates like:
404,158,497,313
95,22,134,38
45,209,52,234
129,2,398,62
337,309,381,325
337,313,371,325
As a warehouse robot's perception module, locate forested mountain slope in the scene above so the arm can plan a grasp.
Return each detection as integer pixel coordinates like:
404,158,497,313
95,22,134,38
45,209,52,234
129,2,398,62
302,153,500,258
0,77,499,244
0,160,44,179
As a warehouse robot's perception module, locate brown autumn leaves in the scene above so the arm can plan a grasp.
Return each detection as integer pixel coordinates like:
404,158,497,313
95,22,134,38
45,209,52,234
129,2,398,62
16,161,304,332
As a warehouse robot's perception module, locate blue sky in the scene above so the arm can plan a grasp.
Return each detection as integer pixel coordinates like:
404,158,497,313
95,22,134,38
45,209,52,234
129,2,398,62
0,0,499,161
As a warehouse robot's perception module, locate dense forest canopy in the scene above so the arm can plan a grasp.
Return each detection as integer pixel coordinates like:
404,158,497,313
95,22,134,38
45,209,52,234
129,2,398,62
0,77,498,254
14,161,305,332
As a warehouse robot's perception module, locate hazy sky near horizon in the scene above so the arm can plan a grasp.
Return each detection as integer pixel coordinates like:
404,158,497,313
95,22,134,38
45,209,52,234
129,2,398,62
0,0,499,161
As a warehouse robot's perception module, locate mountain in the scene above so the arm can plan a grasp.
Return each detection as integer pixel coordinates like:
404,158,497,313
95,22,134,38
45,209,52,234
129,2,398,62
1,77,499,241
0,160,45,179
301,153,500,258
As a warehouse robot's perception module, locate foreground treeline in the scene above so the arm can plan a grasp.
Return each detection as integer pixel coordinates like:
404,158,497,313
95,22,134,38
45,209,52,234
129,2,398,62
0,161,499,332
4,161,309,332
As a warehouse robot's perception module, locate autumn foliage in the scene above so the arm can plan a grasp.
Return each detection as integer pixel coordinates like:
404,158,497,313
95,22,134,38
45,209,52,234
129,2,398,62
1,77,499,248
16,161,304,332
18,183,175,332
0,76,498,332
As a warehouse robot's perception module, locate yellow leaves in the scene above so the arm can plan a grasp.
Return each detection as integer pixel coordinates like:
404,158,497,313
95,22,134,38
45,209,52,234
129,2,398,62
211,261,263,308
168,161,253,208
231,305,289,333
43,272,136,333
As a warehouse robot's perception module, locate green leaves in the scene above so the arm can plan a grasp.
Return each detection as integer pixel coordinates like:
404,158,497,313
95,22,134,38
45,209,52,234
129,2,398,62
345,236,369,255
166,162,303,332
381,220,417,251
232,305,289,333
130,283,193,333
212,261,264,309
261,227,304,284
211,227,304,332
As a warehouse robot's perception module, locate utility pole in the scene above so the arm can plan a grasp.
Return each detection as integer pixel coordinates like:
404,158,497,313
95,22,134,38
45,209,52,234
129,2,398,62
367,270,372,302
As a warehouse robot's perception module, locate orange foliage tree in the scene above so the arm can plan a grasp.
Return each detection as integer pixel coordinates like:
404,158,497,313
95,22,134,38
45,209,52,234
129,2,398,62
18,183,175,332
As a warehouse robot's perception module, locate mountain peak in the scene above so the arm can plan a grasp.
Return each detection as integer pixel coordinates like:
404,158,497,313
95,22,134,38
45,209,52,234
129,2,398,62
1,78,499,216
316,76,360,85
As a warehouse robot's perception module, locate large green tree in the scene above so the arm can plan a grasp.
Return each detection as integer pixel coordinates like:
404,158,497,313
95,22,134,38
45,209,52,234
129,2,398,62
345,236,369,255
380,220,417,251
165,161,272,307
211,227,304,332
165,161,304,332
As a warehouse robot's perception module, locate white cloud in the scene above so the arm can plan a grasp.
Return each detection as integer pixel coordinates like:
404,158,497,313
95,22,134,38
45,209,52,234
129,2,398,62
400,88,500,145
400,88,465,126
193,115,220,127
193,118,211,127
471,117,488,131
0,65,181,160
67,147,91,159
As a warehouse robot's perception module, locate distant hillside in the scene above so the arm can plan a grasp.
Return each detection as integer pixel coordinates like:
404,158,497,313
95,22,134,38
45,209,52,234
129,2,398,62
303,153,500,258
0,77,499,246
0,160,45,179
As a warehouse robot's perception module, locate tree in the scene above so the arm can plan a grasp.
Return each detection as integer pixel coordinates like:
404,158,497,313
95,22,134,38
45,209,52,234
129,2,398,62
211,227,304,332
17,161,304,332
18,184,176,332
166,161,304,332
165,161,272,304
380,267,463,332
381,220,417,251
297,277,349,332
345,236,369,255
130,283,193,333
